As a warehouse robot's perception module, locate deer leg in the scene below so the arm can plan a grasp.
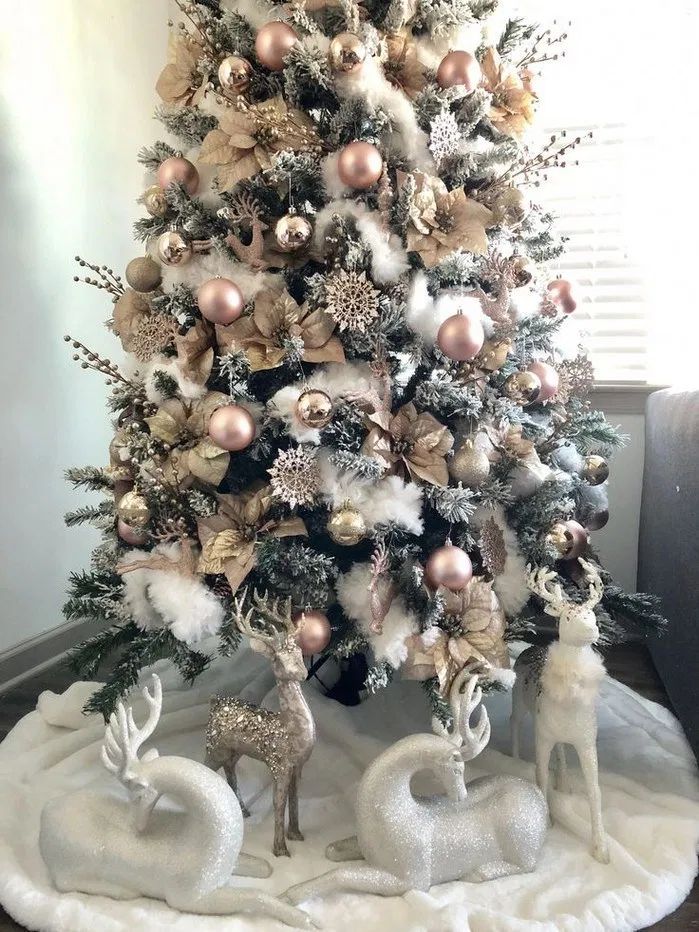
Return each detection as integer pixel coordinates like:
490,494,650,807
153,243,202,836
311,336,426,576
287,766,304,842
554,743,570,793
273,771,292,857
576,743,609,864
464,859,534,883
222,755,250,817
535,734,555,823
510,698,523,759
282,866,410,906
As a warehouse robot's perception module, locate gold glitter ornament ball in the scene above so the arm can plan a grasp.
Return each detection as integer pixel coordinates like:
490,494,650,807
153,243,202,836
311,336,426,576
449,438,491,487
329,32,367,73
125,256,162,293
157,230,193,267
218,55,252,94
490,186,529,227
143,185,168,218
504,371,541,405
295,389,333,429
274,214,313,253
327,502,366,545
582,454,609,486
292,609,332,655
116,491,151,529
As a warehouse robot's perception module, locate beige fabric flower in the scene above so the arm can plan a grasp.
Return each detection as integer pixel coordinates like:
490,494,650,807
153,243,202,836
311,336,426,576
362,402,454,486
155,36,208,107
383,34,427,97
481,47,536,138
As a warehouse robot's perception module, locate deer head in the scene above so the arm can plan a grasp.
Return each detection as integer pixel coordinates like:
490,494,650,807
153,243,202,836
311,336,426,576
234,589,307,682
527,558,604,647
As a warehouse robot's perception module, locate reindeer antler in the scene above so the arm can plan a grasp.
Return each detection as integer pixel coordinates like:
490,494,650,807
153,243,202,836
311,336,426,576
222,194,269,270
526,564,566,618
233,588,295,646
432,666,491,760
578,557,604,609
101,675,162,788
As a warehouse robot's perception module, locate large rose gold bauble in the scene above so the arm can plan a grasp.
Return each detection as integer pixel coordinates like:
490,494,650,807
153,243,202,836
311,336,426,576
547,519,589,561
117,519,148,546
274,214,313,253
449,438,490,487
425,543,473,591
582,454,609,486
327,503,366,545
436,50,482,90
329,32,367,73
437,311,485,362
503,370,541,405
292,609,332,656
125,256,162,293
143,185,168,217
218,55,253,94
337,141,383,190
527,360,559,402
157,231,193,267
295,389,333,429
547,278,577,314
208,405,256,452
156,156,199,196
116,491,151,528
255,21,298,71
196,277,244,325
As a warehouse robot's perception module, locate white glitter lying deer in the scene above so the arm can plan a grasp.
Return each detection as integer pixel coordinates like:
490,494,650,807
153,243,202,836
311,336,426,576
511,558,609,863
283,667,548,905
39,675,314,928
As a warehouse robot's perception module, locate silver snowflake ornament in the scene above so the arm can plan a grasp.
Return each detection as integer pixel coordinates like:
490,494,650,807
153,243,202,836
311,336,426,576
324,269,380,333
429,111,461,167
268,446,320,509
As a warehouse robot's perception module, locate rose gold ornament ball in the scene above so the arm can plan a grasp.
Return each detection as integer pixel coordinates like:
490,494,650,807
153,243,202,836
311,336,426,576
197,277,244,325
425,543,473,591
255,21,298,71
337,141,383,190
117,519,148,546
329,32,367,74
527,360,559,402
436,50,482,91
547,278,577,314
292,609,332,656
548,519,589,561
437,311,485,362
156,156,200,196
218,55,253,94
208,405,256,452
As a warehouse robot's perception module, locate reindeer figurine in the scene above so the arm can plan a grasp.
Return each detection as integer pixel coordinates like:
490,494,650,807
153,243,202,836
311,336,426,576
39,675,313,928
511,558,609,863
206,589,316,857
283,668,548,906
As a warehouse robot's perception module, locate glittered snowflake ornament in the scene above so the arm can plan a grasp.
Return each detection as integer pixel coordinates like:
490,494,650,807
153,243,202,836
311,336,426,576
268,446,321,508
324,270,380,333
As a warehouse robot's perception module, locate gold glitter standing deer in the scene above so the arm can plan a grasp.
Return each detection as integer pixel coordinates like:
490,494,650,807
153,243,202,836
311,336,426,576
205,590,316,857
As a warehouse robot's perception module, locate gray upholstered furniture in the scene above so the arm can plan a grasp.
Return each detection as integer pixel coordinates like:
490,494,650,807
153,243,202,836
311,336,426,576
638,388,699,760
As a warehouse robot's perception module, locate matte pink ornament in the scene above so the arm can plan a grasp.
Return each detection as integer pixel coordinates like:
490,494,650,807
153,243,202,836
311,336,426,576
547,278,577,314
560,520,589,561
117,519,148,546
425,543,473,591
527,360,559,402
208,405,256,452
196,278,244,325
156,156,199,196
292,609,331,656
337,141,383,190
437,311,485,362
436,50,482,90
255,21,298,71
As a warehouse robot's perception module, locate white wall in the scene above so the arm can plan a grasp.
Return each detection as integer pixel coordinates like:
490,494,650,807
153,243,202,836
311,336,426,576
0,1,168,653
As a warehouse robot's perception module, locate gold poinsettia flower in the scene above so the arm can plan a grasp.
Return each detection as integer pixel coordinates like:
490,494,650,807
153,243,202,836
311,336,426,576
111,289,179,362
197,483,307,593
156,35,208,108
362,402,454,486
216,286,345,371
396,171,494,267
383,33,427,97
480,47,536,138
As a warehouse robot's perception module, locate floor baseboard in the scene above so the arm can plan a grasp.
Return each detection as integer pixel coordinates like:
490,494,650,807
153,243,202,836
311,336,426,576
0,620,98,694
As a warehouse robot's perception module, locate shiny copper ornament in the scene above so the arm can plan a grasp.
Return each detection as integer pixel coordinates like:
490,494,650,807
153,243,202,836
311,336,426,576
196,277,244,325
218,55,253,94
292,609,332,656
156,230,193,267
337,141,383,190
327,502,366,545
448,438,490,487
503,371,541,405
274,214,313,253
117,518,148,546
143,185,168,218
255,21,298,71
116,491,151,529
546,519,589,561
436,50,482,90
156,156,200,196
125,256,162,293
424,543,473,591
582,455,609,486
329,32,367,74
295,389,333,429
208,404,256,452
437,311,485,362
527,360,559,402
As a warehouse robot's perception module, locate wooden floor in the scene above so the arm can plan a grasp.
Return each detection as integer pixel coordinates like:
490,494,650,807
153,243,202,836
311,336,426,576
0,644,696,931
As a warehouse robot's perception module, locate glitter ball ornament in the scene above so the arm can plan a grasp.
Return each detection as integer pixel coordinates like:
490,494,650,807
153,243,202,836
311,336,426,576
546,519,589,561
329,32,367,73
436,50,481,90
117,518,148,546
425,543,473,591
449,438,490,487
143,185,168,218
582,455,609,486
196,278,244,325
324,269,380,332
295,389,333,429
586,508,609,531
255,21,297,71
156,156,199,196
274,214,313,253
547,278,577,314
490,186,529,227
292,609,331,655
527,360,559,402
218,55,252,94
327,502,366,546
208,405,256,452
338,141,383,190
268,447,320,508
157,230,193,267
479,338,512,372
125,256,162,293
437,311,484,362
116,491,151,528
504,371,541,405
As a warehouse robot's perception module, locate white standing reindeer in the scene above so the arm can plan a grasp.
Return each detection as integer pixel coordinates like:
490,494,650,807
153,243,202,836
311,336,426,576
283,668,548,906
511,558,609,863
39,675,314,928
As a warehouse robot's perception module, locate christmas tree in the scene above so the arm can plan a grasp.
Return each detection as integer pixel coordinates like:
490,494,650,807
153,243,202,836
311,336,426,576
64,0,663,719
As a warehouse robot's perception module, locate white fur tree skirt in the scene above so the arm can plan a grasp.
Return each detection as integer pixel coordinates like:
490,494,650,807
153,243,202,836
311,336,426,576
1,646,698,932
